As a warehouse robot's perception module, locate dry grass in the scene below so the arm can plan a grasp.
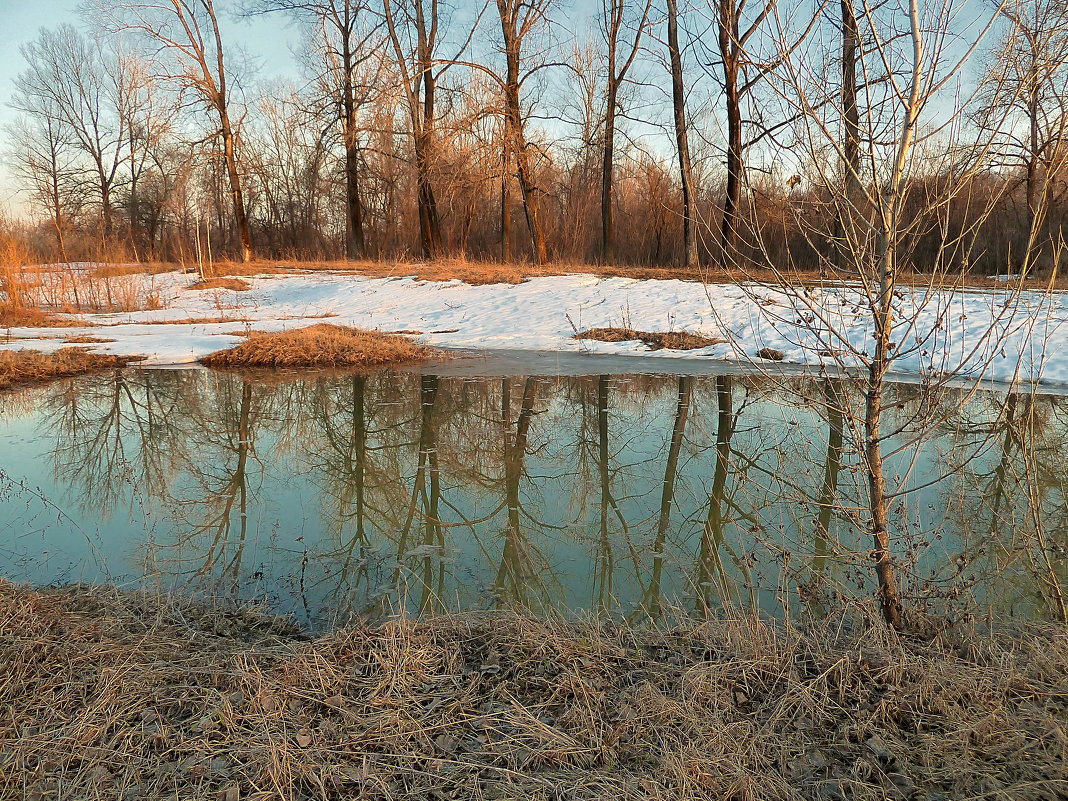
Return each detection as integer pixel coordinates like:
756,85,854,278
0,348,134,391
1,582,1066,801
576,327,726,351
186,277,252,292
145,257,1068,291
200,324,435,370
63,334,116,344
0,304,85,328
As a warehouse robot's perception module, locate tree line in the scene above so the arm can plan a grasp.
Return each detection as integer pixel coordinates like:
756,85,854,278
4,0,1068,274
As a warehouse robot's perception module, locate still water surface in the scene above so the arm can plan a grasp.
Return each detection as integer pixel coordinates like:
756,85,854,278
1,359,1065,628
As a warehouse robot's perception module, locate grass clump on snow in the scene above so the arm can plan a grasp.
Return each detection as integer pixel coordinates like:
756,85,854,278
186,277,252,292
200,324,434,370
0,347,132,390
576,327,724,351
2,581,1067,801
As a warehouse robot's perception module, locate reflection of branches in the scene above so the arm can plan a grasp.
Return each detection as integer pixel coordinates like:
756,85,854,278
640,376,691,619
492,376,551,608
179,380,256,587
46,370,190,518
803,378,846,616
695,376,751,613
949,392,1068,621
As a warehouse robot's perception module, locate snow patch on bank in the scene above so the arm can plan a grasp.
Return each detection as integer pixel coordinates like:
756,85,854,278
3,270,1067,386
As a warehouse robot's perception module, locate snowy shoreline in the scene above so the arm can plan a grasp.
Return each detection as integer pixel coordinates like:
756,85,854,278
4,270,1067,386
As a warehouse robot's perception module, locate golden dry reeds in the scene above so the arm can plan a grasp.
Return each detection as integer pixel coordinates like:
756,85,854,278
200,324,435,370
576,327,725,350
0,347,133,391
1,582,1066,801
0,304,84,328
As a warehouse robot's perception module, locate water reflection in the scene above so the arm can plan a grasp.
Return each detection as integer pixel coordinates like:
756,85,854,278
1,366,1065,628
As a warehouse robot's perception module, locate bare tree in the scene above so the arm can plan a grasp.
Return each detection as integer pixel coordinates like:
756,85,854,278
103,0,255,262
976,0,1068,272
717,0,1011,628
121,50,178,257
6,107,81,262
13,26,129,240
494,0,553,264
666,0,697,267
599,0,652,264
249,0,378,259
381,0,449,258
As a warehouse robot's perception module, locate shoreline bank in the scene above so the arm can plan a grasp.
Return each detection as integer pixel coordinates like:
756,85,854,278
2,581,1066,800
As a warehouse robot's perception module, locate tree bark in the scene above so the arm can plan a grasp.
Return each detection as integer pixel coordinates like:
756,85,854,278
718,3,743,268
497,0,549,265
667,0,697,268
341,26,366,260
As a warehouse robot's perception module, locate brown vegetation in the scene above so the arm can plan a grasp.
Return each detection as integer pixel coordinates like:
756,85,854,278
186,277,252,292
200,324,434,370
0,303,84,328
0,347,133,390
63,334,116,344
576,327,725,350
1,581,1066,800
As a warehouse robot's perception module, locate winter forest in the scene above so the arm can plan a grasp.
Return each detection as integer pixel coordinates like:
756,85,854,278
2,0,1066,277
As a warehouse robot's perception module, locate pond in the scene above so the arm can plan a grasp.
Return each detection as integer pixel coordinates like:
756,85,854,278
1,354,1066,629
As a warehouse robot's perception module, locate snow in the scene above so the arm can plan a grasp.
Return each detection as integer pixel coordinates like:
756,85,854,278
4,269,1068,386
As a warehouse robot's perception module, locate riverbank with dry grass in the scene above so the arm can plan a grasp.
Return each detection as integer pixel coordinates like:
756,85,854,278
0,348,134,391
199,324,436,370
2,581,1066,801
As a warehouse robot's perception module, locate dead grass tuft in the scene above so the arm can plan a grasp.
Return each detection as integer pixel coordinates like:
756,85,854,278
0,348,134,390
63,334,116,344
186,277,252,292
576,327,725,350
200,324,435,370
1,582,1066,801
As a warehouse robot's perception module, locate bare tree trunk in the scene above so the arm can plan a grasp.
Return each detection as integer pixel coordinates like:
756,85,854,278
221,119,253,263
834,0,860,273
383,0,443,259
601,86,617,264
207,4,253,263
416,5,443,259
720,41,743,268
667,0,697,268
342,36,366,260
501,137,511,262
600,0,651,265
866,224,904,629
497,0,550,265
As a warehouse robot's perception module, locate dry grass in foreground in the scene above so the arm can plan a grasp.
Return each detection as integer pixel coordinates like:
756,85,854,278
576,327,725,351
0,347,133,390
186,277,252,291
200,323,434,370
1,582,1066,801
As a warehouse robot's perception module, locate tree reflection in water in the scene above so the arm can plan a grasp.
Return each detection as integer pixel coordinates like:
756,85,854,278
2,367,1063,626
